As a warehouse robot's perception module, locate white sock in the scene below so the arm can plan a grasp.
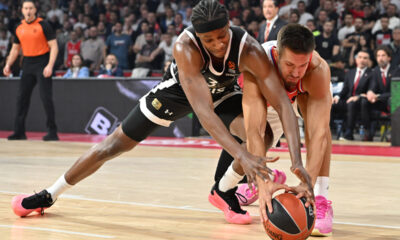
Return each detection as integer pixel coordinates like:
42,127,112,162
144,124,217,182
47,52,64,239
46,174,73,201
219,163,244,192
314,176,329,199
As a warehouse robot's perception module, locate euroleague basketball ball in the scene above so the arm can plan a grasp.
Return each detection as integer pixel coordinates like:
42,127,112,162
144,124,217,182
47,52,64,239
263,193,315,240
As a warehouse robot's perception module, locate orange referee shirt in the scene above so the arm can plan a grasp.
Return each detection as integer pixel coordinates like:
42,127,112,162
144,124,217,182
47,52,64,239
13,17,55,57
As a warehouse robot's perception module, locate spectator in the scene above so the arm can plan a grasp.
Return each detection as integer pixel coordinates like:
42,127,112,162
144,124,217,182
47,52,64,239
81,26,105,71
151,33,175,67
0,29,9,59
173,13,187,36
257,0,287,43
363,46,394,141
64,30,81,68
362,3,377,33
98,54,123,77
104,22,132,70
348,34,375,68
315,21,340,63
337,13,355,42
389,26,400,67
156,0,178,18
63,54,89,78
372,4,400,34
73,13,87,31
330,54,346,96
147,12,162,39
132,21,151,54
305,19,321,37
160,6,175,33
372,14,393,48
47,0,63,24
182,7,192,26
332,50,372,141
288,9,300,24
315,9,329,32
297,1,314,26
278,0,297,21
131,32,159,78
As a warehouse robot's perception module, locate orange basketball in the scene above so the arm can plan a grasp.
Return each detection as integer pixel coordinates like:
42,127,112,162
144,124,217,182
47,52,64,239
263,193,315,240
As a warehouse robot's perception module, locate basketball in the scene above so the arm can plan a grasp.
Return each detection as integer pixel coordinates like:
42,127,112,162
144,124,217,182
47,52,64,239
263,193,315,240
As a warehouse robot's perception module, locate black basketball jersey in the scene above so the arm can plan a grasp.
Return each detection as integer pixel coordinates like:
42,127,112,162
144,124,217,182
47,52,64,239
163,26,248,99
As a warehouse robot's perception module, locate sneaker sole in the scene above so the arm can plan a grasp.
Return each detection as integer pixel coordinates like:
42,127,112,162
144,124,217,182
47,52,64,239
311,228,332,236
208,191,252,224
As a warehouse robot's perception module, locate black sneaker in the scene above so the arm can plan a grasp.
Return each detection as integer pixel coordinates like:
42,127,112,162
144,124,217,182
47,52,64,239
11,190,54,217
208,182,252,224
7,133,27,140
43,133,59,141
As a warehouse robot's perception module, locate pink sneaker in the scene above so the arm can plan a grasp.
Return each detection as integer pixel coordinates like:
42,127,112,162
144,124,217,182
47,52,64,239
11,190,54,217
312,195,333,236
236,169,286,206
208,183,252,224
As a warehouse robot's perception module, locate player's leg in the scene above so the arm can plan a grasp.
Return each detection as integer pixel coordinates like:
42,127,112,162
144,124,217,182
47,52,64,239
297,94,333,236
11,104,158,217
8,71,36,140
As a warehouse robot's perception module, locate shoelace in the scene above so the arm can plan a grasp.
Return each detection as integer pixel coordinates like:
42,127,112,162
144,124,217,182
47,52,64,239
316,200,328,219
235,192,248,204
26,191,53,215
223,188,245,213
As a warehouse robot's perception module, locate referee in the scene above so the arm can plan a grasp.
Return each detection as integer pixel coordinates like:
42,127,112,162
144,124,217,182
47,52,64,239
3,0,59,141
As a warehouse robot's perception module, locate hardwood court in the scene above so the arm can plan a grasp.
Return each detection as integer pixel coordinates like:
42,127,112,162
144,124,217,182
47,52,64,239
0,139,399,240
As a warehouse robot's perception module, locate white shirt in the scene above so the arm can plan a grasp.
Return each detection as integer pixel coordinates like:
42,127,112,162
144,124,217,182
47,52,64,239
337,25,355,41
354,68,367,84
299,12,314,25
372,16,400,34
380,64,390,78
265,15,278,33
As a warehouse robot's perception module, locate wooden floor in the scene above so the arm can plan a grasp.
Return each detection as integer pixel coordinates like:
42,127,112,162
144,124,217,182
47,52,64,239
0,139,399,240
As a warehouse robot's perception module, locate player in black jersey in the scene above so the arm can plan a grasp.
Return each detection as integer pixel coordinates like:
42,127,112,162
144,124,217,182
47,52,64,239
11,0,312,225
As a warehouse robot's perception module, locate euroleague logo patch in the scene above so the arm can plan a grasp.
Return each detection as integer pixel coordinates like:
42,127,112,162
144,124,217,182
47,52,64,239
228,61,235,70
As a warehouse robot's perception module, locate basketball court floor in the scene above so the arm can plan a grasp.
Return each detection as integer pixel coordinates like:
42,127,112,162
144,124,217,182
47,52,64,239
0,131,399,240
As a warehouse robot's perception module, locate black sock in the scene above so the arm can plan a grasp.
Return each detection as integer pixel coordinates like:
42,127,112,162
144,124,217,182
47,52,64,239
213,135,247,183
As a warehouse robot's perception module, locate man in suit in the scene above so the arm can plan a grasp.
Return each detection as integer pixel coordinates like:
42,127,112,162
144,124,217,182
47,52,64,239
363,46,394,140
332,50,372,140
257,0,287,43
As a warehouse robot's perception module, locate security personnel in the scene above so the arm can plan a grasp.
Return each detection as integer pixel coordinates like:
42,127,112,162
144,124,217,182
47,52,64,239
3,0,59,141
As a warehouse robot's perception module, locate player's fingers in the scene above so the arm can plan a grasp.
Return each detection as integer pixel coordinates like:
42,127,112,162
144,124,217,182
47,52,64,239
260,201,267,223
266,199,273,214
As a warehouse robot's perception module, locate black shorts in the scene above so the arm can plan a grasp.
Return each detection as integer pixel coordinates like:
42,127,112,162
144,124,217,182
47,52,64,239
121,77,243,142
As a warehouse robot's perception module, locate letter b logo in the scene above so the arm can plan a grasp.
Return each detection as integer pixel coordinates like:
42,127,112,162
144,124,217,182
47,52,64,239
85,107,118,135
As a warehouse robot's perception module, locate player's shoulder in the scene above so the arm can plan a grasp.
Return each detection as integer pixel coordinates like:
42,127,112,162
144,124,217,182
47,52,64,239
309,51,329,77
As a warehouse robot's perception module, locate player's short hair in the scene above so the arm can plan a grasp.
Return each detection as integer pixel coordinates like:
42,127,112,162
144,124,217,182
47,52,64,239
277,23,315,55
191,0,229,33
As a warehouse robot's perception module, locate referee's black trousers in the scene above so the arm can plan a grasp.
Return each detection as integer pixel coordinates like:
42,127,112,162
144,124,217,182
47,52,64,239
13,54,57,134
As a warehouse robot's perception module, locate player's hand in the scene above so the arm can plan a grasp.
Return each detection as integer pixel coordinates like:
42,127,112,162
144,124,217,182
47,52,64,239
237,151,279,185
3,64,11,76
43,65,53,78
290,166,314,207
257,176,290,223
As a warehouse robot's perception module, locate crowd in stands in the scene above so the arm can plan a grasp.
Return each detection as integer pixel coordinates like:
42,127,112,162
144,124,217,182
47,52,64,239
0,0,397,141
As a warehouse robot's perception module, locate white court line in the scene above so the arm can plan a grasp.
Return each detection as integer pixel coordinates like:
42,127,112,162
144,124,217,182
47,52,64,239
0,224,114,239
2,190,400,231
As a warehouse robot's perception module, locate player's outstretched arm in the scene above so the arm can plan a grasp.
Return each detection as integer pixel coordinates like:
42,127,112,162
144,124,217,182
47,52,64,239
242,71,290,220
173,37,270,182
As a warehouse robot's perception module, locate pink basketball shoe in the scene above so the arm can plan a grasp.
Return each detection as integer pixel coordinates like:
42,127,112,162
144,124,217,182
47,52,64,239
312,195,333,236
235,169,286,206
11,190,54,217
